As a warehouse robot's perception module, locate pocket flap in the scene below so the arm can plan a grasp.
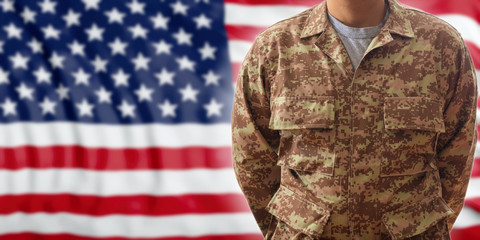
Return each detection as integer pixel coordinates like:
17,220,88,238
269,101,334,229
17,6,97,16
269,96,335,129
266,185,331,237
384,97,445,132
382,195,455,240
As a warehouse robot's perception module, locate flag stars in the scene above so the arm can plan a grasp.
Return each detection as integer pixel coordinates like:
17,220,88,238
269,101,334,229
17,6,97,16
158,99,177,118
63,9,81,27
203,70,220,86
10,52,29,69
135,84,154,102
20,7,37,24
117,100,136,118
85,24,105,41
82,0,102,10
204,98,223,118
76,99,94,117
128,24,148,39
0,68,9,84
4,23,22,39
155,68,175,86
108,38,128,55
112,69,130,87
39,97,56,115
131,53,150,71
49,52,65,69
153,40,172,55
42,24,61,40
72,68,91,86
151,13,169,30
193,14,212,29
0,98,16,116
95,87,112,103
38,0,57,14
170,0,188,15
16,83,34,100
56,84,69,100
28,38,43,54
105,8,125,24
0,0,14,12
173,28,192,45
198,42,216,60
179,84,199,102
33,67,52,84
176,55,195,71
126,0,145,15
91,55,108,73
0,41,3,53
68,40,86,56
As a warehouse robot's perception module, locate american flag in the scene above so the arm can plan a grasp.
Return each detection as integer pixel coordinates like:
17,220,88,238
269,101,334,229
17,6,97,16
0,0,477,240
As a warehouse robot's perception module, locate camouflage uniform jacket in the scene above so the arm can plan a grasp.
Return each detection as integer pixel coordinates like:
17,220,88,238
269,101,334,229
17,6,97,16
231,0,478,239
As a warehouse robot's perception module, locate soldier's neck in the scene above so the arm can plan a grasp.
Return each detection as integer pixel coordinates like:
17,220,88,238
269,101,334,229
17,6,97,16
326,0,388,28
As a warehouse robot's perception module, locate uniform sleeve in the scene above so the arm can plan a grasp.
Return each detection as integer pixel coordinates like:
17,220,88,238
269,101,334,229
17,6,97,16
436,39,478,231
231,37,281,236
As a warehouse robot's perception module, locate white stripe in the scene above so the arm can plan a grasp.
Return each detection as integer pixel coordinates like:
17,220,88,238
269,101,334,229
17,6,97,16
452,206,480,229
0,169,242,195
229,40,253,63
465,178,480,199
225,3,307,27
438,14,480,49
0,122,231,148
0,212,261,238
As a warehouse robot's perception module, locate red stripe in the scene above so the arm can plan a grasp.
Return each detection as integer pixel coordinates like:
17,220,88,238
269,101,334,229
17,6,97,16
471,159,480,177
465,41,480,70
231,62,241,83
399,0,480,23
0,194,250,216
464,197,480,213
451,225,480,240
226,25,266,42
0,233,264,240
0,146,232,170
224,0,318,6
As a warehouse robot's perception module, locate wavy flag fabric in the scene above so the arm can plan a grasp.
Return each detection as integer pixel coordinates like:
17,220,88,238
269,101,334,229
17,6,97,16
0,0,478,239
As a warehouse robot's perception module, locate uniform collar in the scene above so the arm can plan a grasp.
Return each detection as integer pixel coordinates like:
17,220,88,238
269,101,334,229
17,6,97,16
300,0,415,39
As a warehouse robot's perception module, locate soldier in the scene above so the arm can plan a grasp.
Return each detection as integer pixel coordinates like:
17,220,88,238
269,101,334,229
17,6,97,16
231,0,478,239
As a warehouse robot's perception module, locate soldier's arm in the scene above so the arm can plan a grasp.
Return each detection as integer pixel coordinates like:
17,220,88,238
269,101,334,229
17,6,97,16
231,36,281,236
436,38,478,231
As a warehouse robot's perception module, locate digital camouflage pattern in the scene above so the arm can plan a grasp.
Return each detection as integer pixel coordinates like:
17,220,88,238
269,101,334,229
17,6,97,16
231,0,478,239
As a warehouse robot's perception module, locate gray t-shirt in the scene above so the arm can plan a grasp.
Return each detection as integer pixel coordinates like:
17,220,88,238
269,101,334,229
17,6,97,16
327,6,390,71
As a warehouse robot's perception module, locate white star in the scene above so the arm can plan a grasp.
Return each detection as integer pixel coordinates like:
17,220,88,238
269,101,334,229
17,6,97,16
28,38,43,54
153,40,172,55
0,41,3,53
33,67,52,84
72,68,91,86
203,98,223,118
0,98,16,116
176,55,195,71
198,41,216,60
42,24,61,39
117,100,136,118
63,9,81,27
172,27,192,45
9,52,29,69
56,84,69,100
91,55,108,73
38,0,57,14
128,23,148,39
158,99,177,117
85,23,104,41
179,84,199,102
126,0,145,14
134,84,154,102
0,0,14,12
193,14,212,29
21,7,37,24
108,37,128,55
68,40,86,56
155,68,175,86
170,0,188,15
39,97,56,115
203,70,220,86
4,23,22,39
0,68,9,84
131,52,150,71
95,87,112,103
16,83,34,100
112,69,130,87
150,13,169,30
105,8,125,24
194,0,209,3
82,0,101,10
49,51,65,69
76,98,94,117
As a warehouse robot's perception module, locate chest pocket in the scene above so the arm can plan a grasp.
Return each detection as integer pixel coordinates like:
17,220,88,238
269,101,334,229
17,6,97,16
269,96,336,175
381,96,445,176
